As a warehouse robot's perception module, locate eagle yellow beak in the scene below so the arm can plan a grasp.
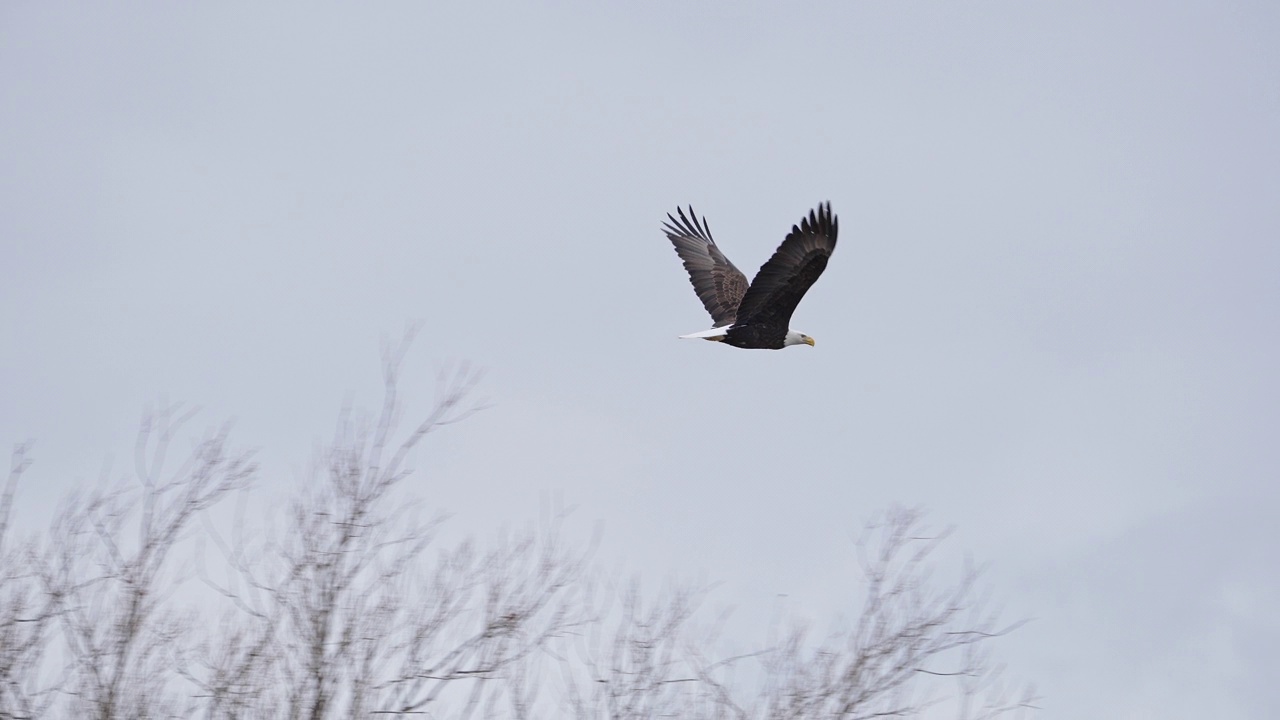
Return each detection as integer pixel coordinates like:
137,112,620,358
804,336,815,347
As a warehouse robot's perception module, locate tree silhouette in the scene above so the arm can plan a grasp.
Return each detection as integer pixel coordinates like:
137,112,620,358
1,337,1035,719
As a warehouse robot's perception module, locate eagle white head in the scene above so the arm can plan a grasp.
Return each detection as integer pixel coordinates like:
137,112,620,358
784,331,816,347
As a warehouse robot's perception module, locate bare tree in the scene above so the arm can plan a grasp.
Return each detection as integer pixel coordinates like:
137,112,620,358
696,507,1038,720
559,579,714,720
554,508,1035,720
188,333,591,719
38,406,255,719
7,337,1036,720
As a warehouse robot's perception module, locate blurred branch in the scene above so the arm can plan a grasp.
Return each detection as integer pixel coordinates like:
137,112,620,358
0,444,59,720
40,407,255,719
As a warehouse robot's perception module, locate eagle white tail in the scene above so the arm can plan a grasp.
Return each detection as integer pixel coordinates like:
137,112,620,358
679,326,730,341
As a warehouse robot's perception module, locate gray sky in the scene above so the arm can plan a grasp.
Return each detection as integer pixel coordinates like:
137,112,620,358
3,2,1278,717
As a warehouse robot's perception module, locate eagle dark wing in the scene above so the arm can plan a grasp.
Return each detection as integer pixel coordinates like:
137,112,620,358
663,206,749,327
732,202,838,331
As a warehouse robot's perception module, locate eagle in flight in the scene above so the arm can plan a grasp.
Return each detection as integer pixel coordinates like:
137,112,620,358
663,202,838,349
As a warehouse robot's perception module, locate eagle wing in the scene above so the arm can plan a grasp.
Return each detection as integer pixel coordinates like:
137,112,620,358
732,202,838,331
663,206,749,327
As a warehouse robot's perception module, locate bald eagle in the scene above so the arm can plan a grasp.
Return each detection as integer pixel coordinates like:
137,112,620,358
663,202,838,349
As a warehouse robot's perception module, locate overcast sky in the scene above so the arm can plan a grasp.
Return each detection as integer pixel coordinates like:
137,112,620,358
3,2,1278,717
